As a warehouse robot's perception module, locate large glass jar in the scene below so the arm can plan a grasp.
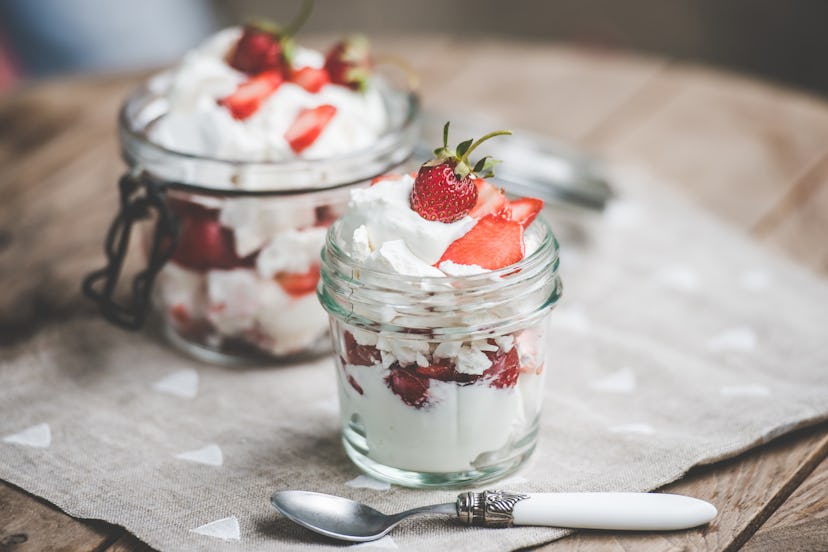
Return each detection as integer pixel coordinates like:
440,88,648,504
83,78,419,364
318,217,562,487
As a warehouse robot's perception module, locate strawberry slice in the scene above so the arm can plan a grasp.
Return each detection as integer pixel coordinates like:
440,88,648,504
347,374,364,395
290,66,331,93
414,361,480,384
438,214,524,270
370,173,402,186
483,346,520,389
385,364,429,408
217,70,283,120
285,104,338,153
275,264,321,297
469,179,510,219
508,197,543,228
168,200,253,271
343,331,380,366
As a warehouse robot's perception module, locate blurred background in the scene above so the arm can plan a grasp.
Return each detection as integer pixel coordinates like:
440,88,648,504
0,0,826,97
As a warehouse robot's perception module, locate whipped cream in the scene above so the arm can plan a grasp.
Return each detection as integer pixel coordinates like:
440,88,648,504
147,27,389,164
336,175,476,276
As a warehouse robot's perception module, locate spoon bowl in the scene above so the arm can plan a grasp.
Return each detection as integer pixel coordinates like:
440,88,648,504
272,490,455,542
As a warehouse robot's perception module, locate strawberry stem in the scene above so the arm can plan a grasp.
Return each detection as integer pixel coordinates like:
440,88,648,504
284,0,314,36
460,130,512,166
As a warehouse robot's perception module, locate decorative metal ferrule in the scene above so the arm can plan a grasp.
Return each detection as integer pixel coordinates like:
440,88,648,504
456,490,530,527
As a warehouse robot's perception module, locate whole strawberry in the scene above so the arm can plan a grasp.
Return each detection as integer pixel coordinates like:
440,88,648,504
324,35,372,91
410,122,511,223
228,0,314,75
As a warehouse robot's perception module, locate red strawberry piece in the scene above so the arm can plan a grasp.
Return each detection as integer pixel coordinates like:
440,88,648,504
385,364,429,408
414,360,456,381
344,331,380,366
314,205,339,227
483,346,520,389
410,163,478,223
217,70,284,120
347,374,364,395
370,172,402,186
508,197,543,228
285,104,338,154
275,264,320,297
469,179,510,219
415,360,480,384
169,303,190,326
324,36,372,91
438,214,525,270
228,26,287,75
168,199,254,271
290,66,331,93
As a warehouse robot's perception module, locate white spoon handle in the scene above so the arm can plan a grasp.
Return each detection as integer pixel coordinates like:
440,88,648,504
511,492,717,530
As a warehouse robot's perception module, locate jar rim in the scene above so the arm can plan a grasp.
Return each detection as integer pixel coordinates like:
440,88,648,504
118,77,421,197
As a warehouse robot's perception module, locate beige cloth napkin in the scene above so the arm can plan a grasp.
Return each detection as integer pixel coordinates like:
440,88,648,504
1,164,827,552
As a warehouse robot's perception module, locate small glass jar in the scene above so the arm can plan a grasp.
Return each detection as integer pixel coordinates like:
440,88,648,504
83,77,419,364
318,217,562,487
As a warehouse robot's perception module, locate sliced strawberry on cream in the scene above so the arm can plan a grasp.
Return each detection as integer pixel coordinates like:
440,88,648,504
438,214,525,270
274,264,321,297
217,70,283,120
285,104,338,153
469,179,509,219
290,66,331,93
508,197,543,228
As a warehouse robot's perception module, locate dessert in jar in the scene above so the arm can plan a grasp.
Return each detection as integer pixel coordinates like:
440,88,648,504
83,3,420,363
318,123,562,486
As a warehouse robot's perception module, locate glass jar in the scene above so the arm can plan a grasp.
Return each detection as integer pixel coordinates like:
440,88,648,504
83,77,419,364
318,217,562,487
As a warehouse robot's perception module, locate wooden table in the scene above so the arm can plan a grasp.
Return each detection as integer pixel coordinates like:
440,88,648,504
1,36,827,551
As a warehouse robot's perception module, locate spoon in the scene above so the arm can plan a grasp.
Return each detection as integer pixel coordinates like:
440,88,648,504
271,489,717,542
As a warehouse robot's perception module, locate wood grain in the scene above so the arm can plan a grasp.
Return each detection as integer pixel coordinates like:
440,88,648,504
0,480,117,552
1,38,827,552
536,424,828,551
743,446,828,551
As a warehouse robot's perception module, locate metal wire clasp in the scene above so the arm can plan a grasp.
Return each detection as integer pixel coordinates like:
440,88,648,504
456,490,530,527
82,172,178,330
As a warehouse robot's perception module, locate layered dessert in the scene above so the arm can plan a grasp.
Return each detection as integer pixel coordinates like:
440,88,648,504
134,8,410,359
320,124,559,482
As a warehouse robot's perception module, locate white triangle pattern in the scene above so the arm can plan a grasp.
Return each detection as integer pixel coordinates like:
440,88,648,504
175,444,223,466
153,369,199,398
345,475,391,491
190,515,240,541
2,423,51,448
609,423,655,435
354,536,399,549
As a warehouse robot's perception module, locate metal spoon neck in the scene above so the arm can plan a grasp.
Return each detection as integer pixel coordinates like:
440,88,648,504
392,502,456,523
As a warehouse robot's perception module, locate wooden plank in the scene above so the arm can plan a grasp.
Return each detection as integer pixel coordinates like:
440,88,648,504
536,424,828,551
592,63,828,229
752,153,828,274
743,448,828,551
0,480,119,552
